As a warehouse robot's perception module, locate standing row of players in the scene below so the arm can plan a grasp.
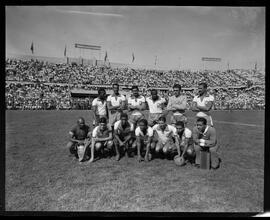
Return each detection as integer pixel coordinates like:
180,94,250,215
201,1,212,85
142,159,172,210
66,83,221,168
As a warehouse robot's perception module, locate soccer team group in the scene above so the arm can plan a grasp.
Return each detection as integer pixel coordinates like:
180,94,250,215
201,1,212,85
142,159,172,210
66,82,221,169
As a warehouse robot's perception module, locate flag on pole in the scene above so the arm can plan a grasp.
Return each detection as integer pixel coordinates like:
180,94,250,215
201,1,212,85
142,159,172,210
30,42,34,54
104,51,108,62
132,52,135,63
64,45,67,57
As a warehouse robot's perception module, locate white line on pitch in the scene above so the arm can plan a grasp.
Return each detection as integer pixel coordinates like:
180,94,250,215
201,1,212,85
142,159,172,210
186,116,264,128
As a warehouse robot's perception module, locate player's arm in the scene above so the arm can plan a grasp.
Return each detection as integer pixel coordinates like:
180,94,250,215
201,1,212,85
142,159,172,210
94,130,113,142
114,132,124,146
174,136,181,156
172,96,187,110
120,97,127,110
107,100,120,111
69,131,84,144
196,101,213,112
203,128,217,148
192,128,200,145
144,135,152,162
191,101,200,112
145,99,150,110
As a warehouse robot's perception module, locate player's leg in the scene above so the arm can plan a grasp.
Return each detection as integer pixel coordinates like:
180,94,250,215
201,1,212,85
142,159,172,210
136,138,144,162
67,141,78,158
162,141,175,158
155,141,163,154
113,138,121,161
193,144,201,167
209,144,221,169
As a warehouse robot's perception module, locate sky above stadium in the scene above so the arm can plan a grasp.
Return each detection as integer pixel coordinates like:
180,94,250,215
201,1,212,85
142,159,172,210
6,6,265,70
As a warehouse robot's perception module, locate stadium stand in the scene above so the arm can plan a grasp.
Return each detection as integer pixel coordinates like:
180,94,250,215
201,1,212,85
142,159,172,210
5,58,265,110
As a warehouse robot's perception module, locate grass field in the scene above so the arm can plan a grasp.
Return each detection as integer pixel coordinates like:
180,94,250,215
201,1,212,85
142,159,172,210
5,110,264,213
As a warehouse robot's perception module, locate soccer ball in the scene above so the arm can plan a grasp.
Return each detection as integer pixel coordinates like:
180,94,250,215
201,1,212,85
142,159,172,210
174,155,186,166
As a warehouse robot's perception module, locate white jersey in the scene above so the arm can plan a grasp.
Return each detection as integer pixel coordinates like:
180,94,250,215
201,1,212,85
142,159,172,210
107,94,126,107
128,95,145,116
152,124,177,144
114,120,134,132
193,94,214,116
92,97,107,116
135,126,154,137
146,96,166,114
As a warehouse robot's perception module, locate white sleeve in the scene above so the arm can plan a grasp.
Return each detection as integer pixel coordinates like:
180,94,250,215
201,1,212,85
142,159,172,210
106,95,111,102
135,127,140,136
130,122,134,131
192,96,197,102
184,128,192,138
172,126,177,136
152,124,158,131
92,98,97,106
209,95,214,102
147,127,154,137
121,95,126,101
114,120,120,130
92,127,98,137
128,98,132,104
141,96,146,102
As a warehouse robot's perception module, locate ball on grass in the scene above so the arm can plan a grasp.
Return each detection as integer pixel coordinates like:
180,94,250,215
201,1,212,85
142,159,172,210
174,155,186,166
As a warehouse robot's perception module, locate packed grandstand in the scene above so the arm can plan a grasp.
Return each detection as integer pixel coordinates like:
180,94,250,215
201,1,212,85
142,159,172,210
5,58,265,110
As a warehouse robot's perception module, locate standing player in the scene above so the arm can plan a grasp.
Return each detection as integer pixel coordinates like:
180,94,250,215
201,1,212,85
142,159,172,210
66,117,92,162
107,83,127,130
127,85,146,128
191,82,214,126
135,119,155,162
174,121,195,165
192,117,221,169
166,84,187,126
88,117,113,163
113,113,135,161
92,88,108,127
146,89,167,127
152,116,178,159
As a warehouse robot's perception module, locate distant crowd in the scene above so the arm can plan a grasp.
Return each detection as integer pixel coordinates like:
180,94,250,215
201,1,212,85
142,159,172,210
5,58,265,110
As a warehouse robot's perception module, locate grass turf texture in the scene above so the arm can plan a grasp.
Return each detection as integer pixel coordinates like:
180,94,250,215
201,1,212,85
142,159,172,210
5,110,264,212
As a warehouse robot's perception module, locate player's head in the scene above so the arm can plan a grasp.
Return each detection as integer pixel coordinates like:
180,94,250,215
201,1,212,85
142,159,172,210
98,88,106,99
77,117,85,128
112,83,119,94
173,84,181,96
120,112,128,125
175,121,185,134
158,115,167,129
138,118,148,131
196,117,207,132
198,82,207,95
131,85,139,97
99,117,107,130
151,89,158,100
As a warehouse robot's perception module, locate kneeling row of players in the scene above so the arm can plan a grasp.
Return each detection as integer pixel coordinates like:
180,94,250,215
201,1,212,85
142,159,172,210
67,113,221,169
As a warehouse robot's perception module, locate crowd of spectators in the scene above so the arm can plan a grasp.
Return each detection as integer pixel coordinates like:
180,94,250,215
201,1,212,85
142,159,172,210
5,58,265,110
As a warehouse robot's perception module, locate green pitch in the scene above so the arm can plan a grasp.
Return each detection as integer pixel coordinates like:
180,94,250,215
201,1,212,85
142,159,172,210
5,110,264,212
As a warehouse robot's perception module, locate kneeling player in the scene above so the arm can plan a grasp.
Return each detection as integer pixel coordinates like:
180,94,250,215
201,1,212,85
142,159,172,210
152,116,177,159
89,117,113,163
66,117,92,162
175,121,195,165
135,119,155,162
113,113,136,161
192,117,221,169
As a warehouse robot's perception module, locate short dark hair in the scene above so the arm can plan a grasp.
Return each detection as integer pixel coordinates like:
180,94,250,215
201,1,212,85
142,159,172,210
173,84,181,90
120,112,128,119
138,118,148,126
175,121,184,127
151,89,157,94
197,117,207,125
158,115,166,122
99,117,107,124
199,82,207,89
98,88,106,95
